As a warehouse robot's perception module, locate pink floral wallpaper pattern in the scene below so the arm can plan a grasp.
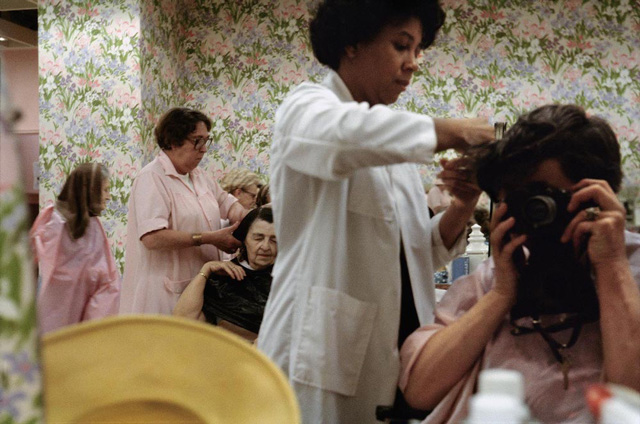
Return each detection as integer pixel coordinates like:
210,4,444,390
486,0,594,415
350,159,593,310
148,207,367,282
39,0,640,269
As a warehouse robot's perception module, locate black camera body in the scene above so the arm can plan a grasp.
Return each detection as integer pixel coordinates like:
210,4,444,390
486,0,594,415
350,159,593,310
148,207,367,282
503,182,600,323
504,182,580,240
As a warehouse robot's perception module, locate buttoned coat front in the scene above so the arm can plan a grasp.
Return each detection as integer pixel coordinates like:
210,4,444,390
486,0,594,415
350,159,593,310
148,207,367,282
120,152,238,315
258,71,465,423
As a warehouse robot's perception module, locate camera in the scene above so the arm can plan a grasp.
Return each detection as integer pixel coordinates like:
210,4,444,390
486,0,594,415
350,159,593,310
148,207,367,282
504,181,599,324
503,182,586,239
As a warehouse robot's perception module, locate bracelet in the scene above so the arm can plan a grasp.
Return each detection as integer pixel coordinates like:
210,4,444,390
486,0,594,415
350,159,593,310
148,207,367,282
198,272,207,279
192,233,203,246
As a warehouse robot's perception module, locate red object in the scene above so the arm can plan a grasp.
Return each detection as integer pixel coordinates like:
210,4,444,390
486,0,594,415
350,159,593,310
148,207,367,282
586,384,613,418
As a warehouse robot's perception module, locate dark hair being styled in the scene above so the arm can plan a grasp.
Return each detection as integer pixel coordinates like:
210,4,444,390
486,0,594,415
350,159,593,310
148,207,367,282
471,104,622,201
234,206,274,262
309,0,445,70
154,107,212,150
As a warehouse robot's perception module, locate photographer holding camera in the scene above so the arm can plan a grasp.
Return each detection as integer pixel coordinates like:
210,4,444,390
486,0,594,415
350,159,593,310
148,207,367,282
398,104,640,423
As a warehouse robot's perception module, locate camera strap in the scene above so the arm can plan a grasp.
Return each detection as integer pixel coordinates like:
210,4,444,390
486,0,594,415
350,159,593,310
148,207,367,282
511,313,584,390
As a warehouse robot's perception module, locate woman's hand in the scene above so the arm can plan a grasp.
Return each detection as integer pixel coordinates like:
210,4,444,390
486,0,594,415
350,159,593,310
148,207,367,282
205,221,242,254
201,260,246,281
174,260,245,320
561,179,627,267
433,117,495,153
436,157,482,249
489,202,526,305
459,117,498,148
438,157,481,206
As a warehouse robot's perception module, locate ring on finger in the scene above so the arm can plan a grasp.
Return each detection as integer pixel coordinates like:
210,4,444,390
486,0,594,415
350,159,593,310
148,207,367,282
584,206,601,221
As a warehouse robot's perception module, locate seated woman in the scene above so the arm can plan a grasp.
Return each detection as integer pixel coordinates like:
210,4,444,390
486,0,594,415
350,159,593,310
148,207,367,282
399,105,640,423
173,206,276,342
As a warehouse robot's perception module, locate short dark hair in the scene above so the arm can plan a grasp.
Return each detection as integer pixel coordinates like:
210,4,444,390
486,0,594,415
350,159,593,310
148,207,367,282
234,206,274,262
473,104,622,200
154,107,212,150
309,0,445,70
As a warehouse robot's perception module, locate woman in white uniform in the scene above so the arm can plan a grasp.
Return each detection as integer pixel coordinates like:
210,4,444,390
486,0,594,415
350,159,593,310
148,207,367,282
257,1,494,422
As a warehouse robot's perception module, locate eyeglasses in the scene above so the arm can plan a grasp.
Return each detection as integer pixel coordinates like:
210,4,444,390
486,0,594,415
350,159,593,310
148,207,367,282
186,134,213,150
241,188,259,199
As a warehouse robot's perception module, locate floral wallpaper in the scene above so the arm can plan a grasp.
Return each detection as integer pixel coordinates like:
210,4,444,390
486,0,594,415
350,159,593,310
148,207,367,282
1,70,42,423
39,0,640,270
39,0,142,270
140,0,187,164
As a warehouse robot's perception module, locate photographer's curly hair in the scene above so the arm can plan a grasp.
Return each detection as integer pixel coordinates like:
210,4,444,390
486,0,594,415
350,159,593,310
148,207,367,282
310,0,445,70
154,107,212,150
469,104,622,201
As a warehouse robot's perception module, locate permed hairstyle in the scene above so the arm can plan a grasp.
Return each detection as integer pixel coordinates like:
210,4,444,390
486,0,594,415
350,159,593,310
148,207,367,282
471,104,622,201
154,107,212,150
309,0,445,70
220,168,263,193
234,206,274,263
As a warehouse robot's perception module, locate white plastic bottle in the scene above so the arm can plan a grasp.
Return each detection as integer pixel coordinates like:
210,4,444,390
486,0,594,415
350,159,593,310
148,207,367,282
601,397,640,424
466,223,489,274
465,369,531,424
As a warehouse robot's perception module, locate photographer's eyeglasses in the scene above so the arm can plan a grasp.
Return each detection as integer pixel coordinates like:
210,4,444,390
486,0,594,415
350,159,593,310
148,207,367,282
187,134,213,150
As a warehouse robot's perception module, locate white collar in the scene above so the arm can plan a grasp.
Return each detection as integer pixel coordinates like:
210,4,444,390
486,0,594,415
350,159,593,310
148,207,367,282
321,70,355,103
239,259,255,270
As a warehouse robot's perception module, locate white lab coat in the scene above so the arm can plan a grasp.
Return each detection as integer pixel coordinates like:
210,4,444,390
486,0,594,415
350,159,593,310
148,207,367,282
258,71,466,423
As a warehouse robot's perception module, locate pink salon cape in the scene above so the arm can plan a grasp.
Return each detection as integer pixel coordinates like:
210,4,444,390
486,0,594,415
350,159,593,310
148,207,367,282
399,231,640,424
119,151,238,315
31,204,120,334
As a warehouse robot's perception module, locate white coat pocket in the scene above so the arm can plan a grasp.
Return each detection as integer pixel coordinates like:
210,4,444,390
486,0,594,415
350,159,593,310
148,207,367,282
292,287,377,396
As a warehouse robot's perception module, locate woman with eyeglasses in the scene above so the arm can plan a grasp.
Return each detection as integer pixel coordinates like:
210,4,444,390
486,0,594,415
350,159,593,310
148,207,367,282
120,107,247,315
219,168,263,209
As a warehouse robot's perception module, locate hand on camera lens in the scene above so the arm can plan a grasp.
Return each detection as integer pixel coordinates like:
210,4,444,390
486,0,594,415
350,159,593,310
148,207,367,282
561,179,626,266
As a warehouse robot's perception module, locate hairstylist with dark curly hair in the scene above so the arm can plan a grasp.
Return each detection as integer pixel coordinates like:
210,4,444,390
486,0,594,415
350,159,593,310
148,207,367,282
257,1,495,422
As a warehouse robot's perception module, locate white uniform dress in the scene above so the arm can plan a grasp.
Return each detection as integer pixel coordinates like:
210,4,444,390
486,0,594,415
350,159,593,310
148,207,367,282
257,71,466,423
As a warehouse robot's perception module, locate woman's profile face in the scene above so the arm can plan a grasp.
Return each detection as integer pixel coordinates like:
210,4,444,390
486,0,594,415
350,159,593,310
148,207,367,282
99,179,110,213
164,121,209,175
244,218,277,270
233,184,260,209
342,17,422,106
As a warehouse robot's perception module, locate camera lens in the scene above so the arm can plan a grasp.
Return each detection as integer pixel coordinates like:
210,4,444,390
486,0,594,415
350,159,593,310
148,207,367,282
524,195,556,228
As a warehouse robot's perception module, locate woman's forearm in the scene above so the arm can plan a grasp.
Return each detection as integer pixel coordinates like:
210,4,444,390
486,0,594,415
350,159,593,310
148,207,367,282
439,198,476,249
141,228,235,252
404,290,512,410
433,118,494,153
594,260,640,391
172,271,208,320
141,229,198,250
